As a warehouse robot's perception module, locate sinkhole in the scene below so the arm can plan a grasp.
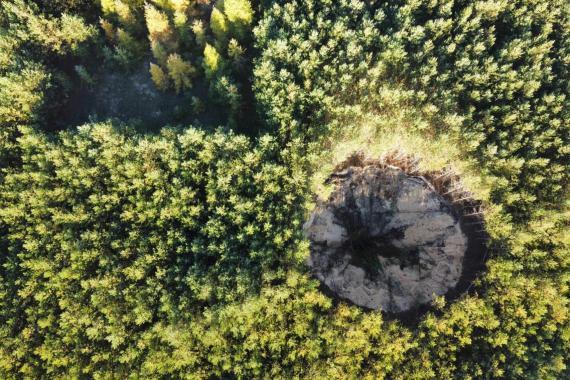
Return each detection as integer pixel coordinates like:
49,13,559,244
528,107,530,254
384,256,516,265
304,154,487,314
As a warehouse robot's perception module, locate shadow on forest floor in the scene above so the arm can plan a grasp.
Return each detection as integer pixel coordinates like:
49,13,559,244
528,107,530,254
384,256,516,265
55,59,259,135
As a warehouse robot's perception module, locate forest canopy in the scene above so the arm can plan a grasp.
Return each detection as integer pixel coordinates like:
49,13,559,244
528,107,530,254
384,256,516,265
0,0,569,378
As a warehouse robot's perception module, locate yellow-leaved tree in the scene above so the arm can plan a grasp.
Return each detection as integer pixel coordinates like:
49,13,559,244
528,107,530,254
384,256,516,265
114,0,136,26
166,53,195,92
150,62,170,91
203,43,222,79
145,4,171,41
210,6,228,45
223,0,253,38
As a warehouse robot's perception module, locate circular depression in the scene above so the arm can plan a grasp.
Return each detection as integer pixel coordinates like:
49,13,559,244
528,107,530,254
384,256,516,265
304,164,482,314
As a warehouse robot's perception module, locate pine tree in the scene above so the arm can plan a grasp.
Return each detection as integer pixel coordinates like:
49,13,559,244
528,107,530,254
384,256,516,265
74,65,94,85
212,75,241,117
24,11,96,54
150,40,168,65
223,0,253,38
0,34,18,69
203,43,221,79
145,4,171,41
227,38,245,68
192,20,206,46
100,18,115,40
166,53,195,92
0,64,48,168
0,65,48,126
150,62,169,91
114,0,136,26
210,6,228,45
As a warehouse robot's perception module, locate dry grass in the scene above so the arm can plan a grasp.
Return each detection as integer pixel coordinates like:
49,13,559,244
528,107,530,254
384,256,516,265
307,110,496,230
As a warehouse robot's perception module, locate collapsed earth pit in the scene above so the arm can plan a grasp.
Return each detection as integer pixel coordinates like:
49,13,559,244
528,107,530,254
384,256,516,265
304,154,485,314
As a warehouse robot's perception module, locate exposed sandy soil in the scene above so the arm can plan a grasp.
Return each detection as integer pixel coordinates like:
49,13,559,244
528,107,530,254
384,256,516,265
304,164,480,314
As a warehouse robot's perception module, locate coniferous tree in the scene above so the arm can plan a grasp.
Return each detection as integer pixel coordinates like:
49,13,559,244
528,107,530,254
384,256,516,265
149,62,169,90
2,1,568,377
145,3,170,41
100,0,116,15
166,53,195,92
223,0,253,38
100,18,115,40
192,19,206,46
150,39,168,65
203,42,221,79
227,38,245,69
210,6,228,46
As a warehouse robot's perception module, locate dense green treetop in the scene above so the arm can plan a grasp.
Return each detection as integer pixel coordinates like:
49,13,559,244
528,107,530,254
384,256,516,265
254,0,570,220
0,123,567,379
0,123,309,377
0,0,568,378
0,0,96,168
